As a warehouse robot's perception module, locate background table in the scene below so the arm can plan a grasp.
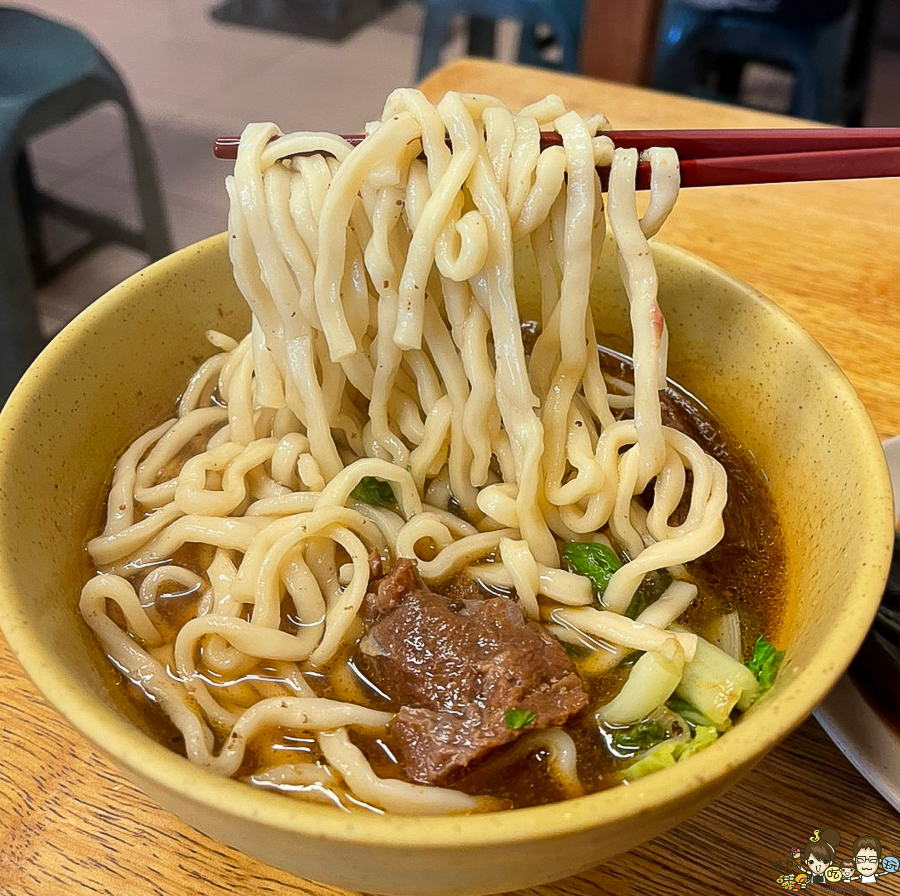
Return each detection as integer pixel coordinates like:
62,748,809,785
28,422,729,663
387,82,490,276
2,58,899,895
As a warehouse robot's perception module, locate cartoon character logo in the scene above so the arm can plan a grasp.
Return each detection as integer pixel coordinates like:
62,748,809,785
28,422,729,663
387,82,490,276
850,835,900,884
773,828,899,889
803,828,841,884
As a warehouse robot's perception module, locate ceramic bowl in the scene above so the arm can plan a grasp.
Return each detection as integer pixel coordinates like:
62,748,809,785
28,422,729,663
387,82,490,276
0,233,893,896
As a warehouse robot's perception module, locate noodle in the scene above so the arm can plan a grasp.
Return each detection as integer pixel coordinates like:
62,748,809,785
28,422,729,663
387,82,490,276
81,89,733,814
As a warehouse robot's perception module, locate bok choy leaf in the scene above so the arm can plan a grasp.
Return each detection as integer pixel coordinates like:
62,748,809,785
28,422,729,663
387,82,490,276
622,725,718,781
612,720,665,753
743,635,785,705
349,476,398,510
562,542,622,595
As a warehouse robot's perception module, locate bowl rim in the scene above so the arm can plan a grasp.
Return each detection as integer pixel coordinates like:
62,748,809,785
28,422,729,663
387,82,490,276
0,233,893,849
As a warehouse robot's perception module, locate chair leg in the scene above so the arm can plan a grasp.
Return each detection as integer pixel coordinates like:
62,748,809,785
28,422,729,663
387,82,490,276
120,101,173,261
467,15,497,57
788,17,848,123
842,0,879,125
417,3,455,80
14,149,51,282
0,154,46,404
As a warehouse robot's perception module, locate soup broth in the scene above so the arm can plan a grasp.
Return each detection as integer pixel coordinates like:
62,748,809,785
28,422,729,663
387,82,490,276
89,341,785,811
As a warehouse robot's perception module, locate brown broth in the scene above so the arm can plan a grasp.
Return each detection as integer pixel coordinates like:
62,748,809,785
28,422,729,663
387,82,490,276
87,341,786,812
328,349,785,809
598,346,785,653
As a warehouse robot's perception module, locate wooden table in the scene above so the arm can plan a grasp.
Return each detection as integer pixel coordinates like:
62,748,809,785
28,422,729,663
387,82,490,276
2,59,900,895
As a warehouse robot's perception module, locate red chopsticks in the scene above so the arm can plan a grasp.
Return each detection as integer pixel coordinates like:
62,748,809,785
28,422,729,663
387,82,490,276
212,128,900,189
668,147,900,190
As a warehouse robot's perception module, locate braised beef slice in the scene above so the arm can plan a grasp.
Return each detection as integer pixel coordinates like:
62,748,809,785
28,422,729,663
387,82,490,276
368,549,385,582
359,560,588,784
363,557,423,624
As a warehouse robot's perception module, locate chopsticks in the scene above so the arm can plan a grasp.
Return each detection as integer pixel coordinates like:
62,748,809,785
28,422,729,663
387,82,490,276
212,128,900,189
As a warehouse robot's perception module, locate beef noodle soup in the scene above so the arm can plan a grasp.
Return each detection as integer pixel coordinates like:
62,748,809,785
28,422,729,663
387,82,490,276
80,90,785,815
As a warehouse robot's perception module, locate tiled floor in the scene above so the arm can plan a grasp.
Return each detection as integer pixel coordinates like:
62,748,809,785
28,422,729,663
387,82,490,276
14,0,900,337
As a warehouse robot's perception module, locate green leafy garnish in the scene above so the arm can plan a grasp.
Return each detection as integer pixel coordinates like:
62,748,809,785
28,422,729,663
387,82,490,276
349,476,398,510
612,720,665,753
624,590,648,620
505,709,536,730
623,725,718,781
562,542,623,595
746,635,785,696
665,696,719,732
561,640,591,661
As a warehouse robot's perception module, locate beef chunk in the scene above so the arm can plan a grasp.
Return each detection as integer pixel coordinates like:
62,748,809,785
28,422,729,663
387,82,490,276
363,556,422,623
360,560,588,784
368,549,385,582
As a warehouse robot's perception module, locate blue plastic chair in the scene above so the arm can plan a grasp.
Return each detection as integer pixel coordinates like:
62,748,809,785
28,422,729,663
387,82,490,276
0,7,172,402
417,0,584,80
651,0,879,125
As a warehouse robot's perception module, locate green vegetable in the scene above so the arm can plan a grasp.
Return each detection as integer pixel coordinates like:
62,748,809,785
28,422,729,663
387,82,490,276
505,709,536,730
562,542,623,595
623,725,718,781
679,725,718,759
674,630,759,724
349,476,398,510
745,635,785,699
665,696,719,732
624,590,648,620
561,640,591,661
612,720,665,752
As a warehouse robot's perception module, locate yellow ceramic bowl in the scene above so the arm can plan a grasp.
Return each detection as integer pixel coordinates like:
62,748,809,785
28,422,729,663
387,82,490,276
0,234,893,896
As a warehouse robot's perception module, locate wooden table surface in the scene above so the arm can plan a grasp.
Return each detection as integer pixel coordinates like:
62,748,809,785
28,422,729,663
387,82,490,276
3,59,900,895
